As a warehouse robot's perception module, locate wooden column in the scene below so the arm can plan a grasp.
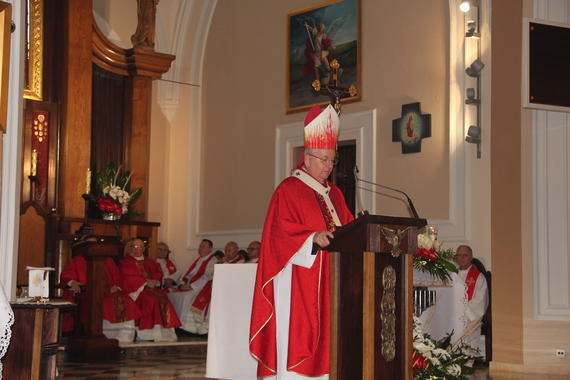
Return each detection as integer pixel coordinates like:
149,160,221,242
124,74,152,215
59,0,93,218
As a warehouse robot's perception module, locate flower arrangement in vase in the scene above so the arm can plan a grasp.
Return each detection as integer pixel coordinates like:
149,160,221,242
413,227,458,285
94,162,142,220
413,316,482,380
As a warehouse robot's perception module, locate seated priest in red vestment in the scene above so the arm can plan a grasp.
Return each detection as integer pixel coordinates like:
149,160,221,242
119,238,182,341
456,245,489,352
168,239,217,336
250,104,354,379
59,235,142,343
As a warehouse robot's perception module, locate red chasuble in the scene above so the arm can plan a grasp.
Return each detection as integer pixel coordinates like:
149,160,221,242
250,174,354,377
119,254,181,330
59,255,141,332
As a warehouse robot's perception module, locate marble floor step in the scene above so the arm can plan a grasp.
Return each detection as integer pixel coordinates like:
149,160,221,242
58,335,208,362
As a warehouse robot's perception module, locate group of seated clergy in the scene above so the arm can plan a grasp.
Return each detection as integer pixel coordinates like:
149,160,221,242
60,236,260,341
166,239,260,336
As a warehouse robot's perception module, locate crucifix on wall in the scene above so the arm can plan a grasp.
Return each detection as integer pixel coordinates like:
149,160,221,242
311,59,357,115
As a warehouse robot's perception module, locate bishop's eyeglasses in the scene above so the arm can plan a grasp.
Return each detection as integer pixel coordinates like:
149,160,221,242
307,153,339,166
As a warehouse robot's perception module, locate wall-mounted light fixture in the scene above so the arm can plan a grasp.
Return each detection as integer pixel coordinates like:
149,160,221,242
459,0,471,12
466,20,479,38
462,0,483,159
466,125,481,158
465,59,485,77
466,126,481,142
465,88,479,105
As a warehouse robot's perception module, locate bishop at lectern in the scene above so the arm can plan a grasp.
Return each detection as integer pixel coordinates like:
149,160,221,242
249,104,354,379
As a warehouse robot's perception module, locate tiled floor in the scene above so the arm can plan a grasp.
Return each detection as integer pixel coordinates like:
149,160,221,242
56,336,209,380
56,356,570,380
55,339,570,380
56,352,208,379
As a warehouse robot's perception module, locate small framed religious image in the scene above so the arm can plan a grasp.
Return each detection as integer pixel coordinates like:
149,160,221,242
286,0,361,114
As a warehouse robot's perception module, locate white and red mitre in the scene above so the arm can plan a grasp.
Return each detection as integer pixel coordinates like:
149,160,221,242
304,104,339,149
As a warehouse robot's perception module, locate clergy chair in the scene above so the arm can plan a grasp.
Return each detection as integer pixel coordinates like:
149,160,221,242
17,201,59,290
471,257,492,365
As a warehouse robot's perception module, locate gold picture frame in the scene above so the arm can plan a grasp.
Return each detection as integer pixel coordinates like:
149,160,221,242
286,0,361,114
24,0,43,101
0,1,12,132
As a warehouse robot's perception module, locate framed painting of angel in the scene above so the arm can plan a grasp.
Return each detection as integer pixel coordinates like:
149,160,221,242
286,0,361,114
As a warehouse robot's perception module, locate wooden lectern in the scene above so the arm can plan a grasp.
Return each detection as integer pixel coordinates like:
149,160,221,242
327,214,427,380
65,240,123,362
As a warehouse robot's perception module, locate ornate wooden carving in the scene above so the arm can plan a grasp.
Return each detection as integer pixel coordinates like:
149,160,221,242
131,0,159,49
92,21,175,78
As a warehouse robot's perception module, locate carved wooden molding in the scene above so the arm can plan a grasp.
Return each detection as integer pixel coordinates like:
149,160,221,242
92,20,174,79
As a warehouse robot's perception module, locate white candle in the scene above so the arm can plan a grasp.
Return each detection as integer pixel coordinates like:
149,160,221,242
31,150,38,176
86,168,91,194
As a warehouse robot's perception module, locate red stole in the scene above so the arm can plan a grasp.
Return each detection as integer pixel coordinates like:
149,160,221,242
190,279,213,316
163,258,177,275
465,265,481,301
227,255,243,264
183,254,215,284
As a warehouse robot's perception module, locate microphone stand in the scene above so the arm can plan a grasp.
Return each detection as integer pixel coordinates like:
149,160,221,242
356,178,420,219
353,165,420,219
353,165,367,216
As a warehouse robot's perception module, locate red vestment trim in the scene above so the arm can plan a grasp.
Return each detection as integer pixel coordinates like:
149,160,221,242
182,254,215,284
190,280,213,316
465,265,481,301
163,258,177,275
228,255,243,264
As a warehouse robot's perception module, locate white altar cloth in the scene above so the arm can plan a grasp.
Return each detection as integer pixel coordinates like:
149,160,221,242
206,264,258,380
416,271,469,343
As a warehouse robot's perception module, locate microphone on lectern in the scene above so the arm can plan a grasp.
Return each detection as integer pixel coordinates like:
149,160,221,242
337,166,420,219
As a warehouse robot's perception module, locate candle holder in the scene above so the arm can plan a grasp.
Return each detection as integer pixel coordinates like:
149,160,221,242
28,175,39,202
427,226,439,242
76,193,96,235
